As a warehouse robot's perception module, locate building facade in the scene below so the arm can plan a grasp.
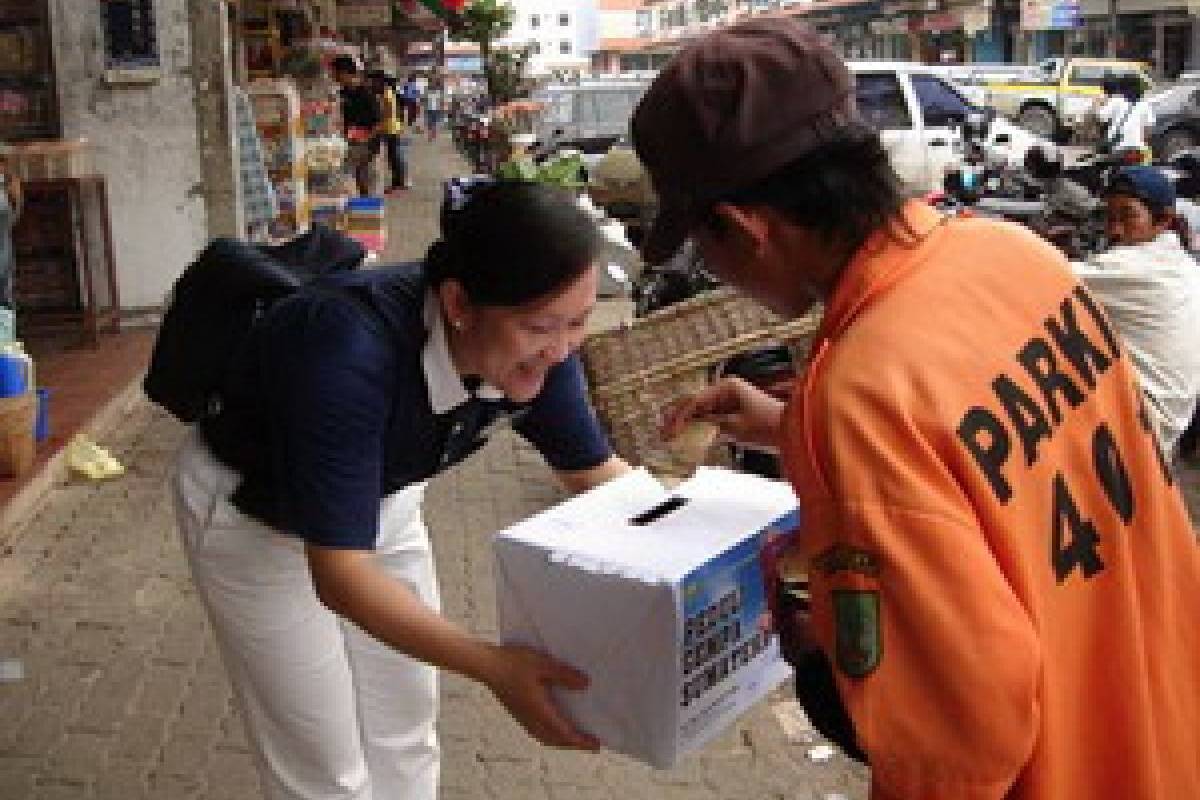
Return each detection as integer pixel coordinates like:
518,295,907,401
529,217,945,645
500,0,599,75
0,0,209,315
590,0,1200,79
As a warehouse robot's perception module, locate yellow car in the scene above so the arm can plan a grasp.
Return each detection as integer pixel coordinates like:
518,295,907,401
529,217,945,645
983,58,1153,138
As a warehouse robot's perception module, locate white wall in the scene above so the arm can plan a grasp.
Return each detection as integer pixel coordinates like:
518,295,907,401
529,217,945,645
49,0,208,310
598,8,639,39
502,0,598,73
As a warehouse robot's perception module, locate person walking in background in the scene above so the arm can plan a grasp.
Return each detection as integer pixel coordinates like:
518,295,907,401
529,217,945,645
0,145,22,311
332,55,382,196
369,70,412,194
400,73,422,129
1094,74,1154,162
424,80,445,142
642,18,1200,799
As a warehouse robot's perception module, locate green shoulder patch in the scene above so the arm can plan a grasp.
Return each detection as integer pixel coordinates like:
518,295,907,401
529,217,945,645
833,589,882,679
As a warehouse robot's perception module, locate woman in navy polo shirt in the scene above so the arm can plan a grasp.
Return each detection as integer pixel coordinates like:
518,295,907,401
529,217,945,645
172,182,628,800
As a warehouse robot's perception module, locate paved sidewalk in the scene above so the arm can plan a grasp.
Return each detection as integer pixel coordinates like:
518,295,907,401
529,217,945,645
0,137,868,799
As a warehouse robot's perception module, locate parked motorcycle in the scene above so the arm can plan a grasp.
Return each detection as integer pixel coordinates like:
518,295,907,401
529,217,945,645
939,115,1108,261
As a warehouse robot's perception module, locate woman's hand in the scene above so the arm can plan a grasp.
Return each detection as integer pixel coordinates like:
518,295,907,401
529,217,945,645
479,643,602,751
662,376,785,452
305,545,600,752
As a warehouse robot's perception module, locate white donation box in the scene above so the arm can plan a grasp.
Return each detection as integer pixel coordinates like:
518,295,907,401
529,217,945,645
493,467,800,768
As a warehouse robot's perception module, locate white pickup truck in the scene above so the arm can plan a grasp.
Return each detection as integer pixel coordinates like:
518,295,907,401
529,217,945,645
848,62,1042,192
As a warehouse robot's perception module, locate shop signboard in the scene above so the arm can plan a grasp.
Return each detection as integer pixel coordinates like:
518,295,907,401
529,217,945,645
1020,0,1080,30
962,6,991,34
336,0,392,27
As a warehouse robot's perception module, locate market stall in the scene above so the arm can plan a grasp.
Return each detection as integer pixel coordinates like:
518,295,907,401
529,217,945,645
235,0,386,253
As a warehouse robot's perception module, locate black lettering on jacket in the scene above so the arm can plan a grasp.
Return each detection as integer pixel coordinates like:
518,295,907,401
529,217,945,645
994,374,1052,467
958,407,1013,504
1045,295,1112,390
1073,285,1121,361
1017,337,1085,425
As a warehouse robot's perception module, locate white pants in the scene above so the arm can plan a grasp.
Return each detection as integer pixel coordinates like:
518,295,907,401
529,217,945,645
171,433,441,800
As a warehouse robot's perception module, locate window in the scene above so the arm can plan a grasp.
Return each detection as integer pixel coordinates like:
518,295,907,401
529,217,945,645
531,41,542,55
0,1,60,140
1070,65,1113,87
530,14,540,28
1070,66,1147,92
559,12,570,26
910,74,973,126
854,72,912,130
635,9,652,35
620,53,651,71
559,40,572,54
102,0,159,69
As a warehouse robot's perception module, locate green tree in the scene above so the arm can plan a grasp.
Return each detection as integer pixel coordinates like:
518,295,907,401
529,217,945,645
447,0,531,104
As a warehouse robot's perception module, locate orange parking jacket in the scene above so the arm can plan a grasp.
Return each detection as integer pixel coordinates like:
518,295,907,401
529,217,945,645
781,201,1200,800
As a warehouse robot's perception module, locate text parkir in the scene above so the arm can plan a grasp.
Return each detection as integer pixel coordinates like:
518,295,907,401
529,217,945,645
956,285,1174,584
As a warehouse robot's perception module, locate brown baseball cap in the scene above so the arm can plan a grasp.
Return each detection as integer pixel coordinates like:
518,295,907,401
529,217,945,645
632,18,860,264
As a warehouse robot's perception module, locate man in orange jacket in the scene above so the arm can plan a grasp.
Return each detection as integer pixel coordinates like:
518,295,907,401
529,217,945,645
640,18,1200,800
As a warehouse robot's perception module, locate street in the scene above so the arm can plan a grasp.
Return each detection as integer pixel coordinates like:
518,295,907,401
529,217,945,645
0,136,870,800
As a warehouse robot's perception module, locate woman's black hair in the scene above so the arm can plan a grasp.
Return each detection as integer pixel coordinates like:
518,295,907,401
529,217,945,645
425,181,600,307
331,55,359,76
705,126,909,253
367,69,397,90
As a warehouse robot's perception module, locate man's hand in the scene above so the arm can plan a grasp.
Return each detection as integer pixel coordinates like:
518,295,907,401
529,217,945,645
662,376,785,452
478,643,602,751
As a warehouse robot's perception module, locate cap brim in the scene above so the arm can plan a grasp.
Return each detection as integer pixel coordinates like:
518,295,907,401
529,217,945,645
640,192,694,266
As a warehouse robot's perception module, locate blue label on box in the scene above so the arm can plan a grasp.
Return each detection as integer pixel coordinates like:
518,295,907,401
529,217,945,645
678,509,800,710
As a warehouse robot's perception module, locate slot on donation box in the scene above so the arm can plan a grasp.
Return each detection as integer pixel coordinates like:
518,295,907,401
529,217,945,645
493,467,800,768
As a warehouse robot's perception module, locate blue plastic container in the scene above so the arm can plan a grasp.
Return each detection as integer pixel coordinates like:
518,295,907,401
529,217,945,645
0,354,27,398
34,388,50,443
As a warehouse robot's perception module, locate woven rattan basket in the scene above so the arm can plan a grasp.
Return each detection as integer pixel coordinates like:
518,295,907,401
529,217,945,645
581,288,821,475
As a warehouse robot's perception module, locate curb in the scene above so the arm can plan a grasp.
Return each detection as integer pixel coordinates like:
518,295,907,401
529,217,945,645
0,374,147,539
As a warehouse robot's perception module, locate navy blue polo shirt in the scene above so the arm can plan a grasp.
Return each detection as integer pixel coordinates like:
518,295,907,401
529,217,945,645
217,263,612,549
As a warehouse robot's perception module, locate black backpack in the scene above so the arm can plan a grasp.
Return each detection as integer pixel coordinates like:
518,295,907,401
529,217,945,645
144,225,369,424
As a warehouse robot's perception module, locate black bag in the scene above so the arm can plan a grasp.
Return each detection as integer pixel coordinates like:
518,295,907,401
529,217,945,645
144,224,368,423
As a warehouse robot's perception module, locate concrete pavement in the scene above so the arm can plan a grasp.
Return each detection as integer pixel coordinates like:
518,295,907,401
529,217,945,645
0,136,868,799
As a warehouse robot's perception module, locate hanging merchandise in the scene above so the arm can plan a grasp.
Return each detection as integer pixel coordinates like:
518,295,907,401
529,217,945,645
302,95,352,227
233,86,279,238
247,80,310,239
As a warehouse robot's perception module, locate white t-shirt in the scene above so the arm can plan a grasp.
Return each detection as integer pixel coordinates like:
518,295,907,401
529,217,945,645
1096,96,1155,150
1072,232,1200,453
